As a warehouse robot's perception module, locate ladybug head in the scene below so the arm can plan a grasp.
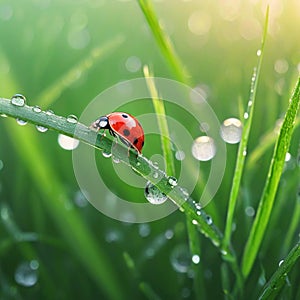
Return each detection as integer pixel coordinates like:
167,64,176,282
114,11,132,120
90,116,109,130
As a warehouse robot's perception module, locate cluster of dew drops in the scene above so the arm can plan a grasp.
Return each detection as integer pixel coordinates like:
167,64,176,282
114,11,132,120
8,94,80,150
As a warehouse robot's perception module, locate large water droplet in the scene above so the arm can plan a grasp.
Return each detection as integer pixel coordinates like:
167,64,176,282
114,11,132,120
16,119,27,126
220,118,242,144
58,134,79,150
11,94,26,107
36,125,48,133
144,181,167,205
191,136,216,161
66,114,78,124
170,244,191,273
14,260,39,287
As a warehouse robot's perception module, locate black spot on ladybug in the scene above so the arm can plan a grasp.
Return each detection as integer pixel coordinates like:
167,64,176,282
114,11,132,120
122,114,128,118
142,141,144,147
133,138,138,145
123,129,130,136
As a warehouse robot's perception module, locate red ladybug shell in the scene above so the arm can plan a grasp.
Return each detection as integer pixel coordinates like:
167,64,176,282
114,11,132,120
91,112,145,153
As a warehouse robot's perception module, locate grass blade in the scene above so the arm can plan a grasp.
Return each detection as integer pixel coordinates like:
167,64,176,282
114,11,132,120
143,65,175,176
137,0,190,84
241,76,300,278
222,7,269,253
258,240,300,300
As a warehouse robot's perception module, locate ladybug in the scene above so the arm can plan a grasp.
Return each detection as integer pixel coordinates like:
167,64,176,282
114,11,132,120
91,112,145,153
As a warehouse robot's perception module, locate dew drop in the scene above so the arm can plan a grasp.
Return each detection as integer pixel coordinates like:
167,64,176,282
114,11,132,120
191,136,216,161
11,94,26,107
170,244,191,273
206,215,213,225
32,105,42,113
36,125,48,133
220,118,243,144
14,260,39,287
168,176,178,187
256,49,262,56
144,181,167,205
192,219,198,225
285,152,291,162
66,114,78,124
112,156,120,164
192,254,200,264
244,112,249,119
58,134,79,150
278,259,284,267
45,109,54,116
1,114,7,117
16,119,27,126
152,171,159,179
102,150,112,158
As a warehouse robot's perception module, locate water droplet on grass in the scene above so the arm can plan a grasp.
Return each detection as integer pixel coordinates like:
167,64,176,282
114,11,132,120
220,118,242,144
11,94,26,107
32,105,42,113
102,150,112,158
168,176,178,187
256,49,262,56
66,114,78,124
244,112,249,119
206,215,213,225
170,244,191,273
16,119,27,126
192,136,216,161
58,134,79,150
45,109,54,116
15,260,39,287
192,254,200,264
278,259,284,267
36,125,48,133
144,181,167,205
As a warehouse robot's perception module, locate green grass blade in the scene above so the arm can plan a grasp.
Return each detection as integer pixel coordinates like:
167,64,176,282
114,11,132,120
37,36,124,107
0,96,225,254
258,240,300,300
247,118,300,169
241,76,300,278
137,0,190,84
222,7,269,252
143,65,175,176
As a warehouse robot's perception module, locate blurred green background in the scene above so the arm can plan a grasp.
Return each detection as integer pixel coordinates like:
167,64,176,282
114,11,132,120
0,0,299,299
